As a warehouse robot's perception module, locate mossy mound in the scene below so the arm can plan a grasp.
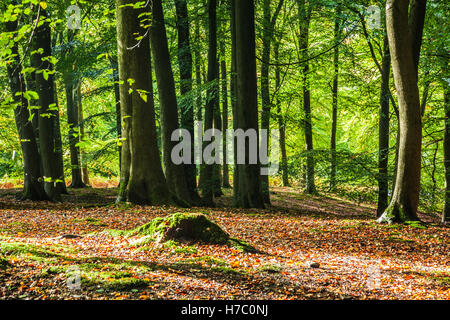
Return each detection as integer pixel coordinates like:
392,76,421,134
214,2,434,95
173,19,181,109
111,213,259,252
132,213,230,244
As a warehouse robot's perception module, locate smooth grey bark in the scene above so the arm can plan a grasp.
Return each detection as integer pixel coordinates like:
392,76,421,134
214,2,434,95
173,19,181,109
115,0,172,205
150,0,194,206
378,0,423,223
408,0,427,77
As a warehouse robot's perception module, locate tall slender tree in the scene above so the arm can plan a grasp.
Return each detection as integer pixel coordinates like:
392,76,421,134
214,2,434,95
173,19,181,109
378,0,425,223
4,6,46,201
233,0,265,209
330,4,341,191
150,0,196,206
260,0,284,203
297,0,316,195
174,0,200,202
199,0,219,205
31,6,61,201
115,0,172,205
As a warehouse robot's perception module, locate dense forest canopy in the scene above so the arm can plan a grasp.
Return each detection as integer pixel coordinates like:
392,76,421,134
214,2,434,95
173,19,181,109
0,0,448,222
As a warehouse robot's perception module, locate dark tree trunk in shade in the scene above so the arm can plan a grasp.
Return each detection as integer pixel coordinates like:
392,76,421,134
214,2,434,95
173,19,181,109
377,36,391,217
230,0,240,205
31,8,61,201
5,17,46,201
233,0,265,209
112,60,122,173
150,0,196,206
174,0,200,201
213,58,223,197
260,0,284,204
297,0,316,195
199,0,218,205
115,0,173,205
220,42,231,189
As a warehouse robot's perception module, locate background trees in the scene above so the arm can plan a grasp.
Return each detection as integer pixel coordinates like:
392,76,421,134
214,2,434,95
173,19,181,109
0,0,447,222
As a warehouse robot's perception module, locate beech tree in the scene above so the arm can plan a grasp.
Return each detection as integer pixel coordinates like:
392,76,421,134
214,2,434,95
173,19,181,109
378,0,426,223
4,6,46,201
115,0,172,205
233,0,265,209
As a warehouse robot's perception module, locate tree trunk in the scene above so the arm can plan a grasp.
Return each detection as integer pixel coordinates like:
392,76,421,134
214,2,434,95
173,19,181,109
112,59,122,175
378,0,423,223
443,71,450,223
31,8,61,201
53,83,68,195
298,0,316,195
220,42,231,188
199,0,218,205
77,83,90,186
115,0,173,205
408,0,427,77
174,0,200,201
66,79,85,188
260,0,284,203
377,36,391,216
233,0,265,209
5,16,46,201
230,0,240,205
274,40,289,187
194,21,203,123
260,0,272,204
150,0,195,206
330,4,340,191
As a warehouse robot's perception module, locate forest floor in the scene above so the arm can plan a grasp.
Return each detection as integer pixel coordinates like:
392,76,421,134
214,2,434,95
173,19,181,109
0,186,448,300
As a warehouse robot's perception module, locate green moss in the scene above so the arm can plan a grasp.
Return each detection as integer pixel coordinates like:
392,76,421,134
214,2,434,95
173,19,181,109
377,204,421,225
81,270,151,291
0,242,74,264
259,263,282,273
228,238,259,253
112,213,230,245
162,241,198,254
108,213,259,253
